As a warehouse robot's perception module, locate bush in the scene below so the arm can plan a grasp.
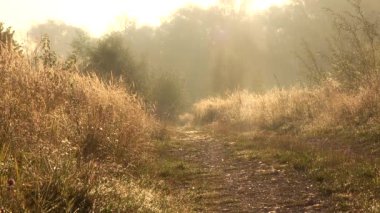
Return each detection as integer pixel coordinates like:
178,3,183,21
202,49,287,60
300,1,380,89
74,32,148,94
149,73,185,121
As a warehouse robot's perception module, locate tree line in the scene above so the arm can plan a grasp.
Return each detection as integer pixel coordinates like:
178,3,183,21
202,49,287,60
25,0,380,120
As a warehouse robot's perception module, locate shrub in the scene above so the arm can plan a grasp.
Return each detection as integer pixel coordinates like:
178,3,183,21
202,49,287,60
300,1,380,89
149,73,185,121
73,32,148,94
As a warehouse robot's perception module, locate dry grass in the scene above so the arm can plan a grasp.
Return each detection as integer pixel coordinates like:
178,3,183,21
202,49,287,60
1,48,155,157
192,78,380,211
0,46,189,211
193,78,380,138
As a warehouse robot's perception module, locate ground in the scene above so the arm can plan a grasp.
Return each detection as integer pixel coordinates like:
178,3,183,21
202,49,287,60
156,128,333,212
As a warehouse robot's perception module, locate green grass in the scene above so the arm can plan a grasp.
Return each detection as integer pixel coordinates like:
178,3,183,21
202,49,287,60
223,131,380,212
157,142,202,182
128,138,207,212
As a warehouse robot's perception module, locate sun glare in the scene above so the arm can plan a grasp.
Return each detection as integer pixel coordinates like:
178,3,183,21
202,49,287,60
249,0,290,12
48,0,218,37
1,0,288,38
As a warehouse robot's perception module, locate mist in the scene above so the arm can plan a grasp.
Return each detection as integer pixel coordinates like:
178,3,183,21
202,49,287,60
24,1,380,103
1,0,380,211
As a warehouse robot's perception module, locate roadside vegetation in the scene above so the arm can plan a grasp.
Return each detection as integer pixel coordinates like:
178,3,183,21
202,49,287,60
190,2,380,211
0,24,190,212
1,0,380,212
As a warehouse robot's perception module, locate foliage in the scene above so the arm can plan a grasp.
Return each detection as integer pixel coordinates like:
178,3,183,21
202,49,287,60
122,6,265,101
299,0,380,89
326,0,380,88
75,32,148,94
117,1,380,101
70,33,186,120
28,20,87,56
149,73,185,121
34,34,58,68
0,23,22,54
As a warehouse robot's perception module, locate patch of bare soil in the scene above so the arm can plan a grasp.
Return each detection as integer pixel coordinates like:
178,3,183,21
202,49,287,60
167,128,332,212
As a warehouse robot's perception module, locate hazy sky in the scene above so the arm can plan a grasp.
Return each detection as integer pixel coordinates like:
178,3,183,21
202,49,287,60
1,0,289,37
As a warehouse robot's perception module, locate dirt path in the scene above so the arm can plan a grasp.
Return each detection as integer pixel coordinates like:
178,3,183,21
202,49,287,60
166,128,331,212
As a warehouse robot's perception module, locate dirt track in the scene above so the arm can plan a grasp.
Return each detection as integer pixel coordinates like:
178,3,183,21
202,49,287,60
167,128,331,212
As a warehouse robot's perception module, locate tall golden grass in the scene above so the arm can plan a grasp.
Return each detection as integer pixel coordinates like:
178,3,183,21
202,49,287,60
192,78,380,211
193,77,380,137
0,47,155,160
0,44,192,211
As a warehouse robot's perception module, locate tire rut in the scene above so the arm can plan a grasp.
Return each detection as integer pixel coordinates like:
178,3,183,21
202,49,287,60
169,129,331,212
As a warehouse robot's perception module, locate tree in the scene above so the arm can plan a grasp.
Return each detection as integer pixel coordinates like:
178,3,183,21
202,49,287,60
28,20,86,57
326,0,379,88
298,0,380,88
84,32,147,93
0,23,22,54
35,35,57,68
